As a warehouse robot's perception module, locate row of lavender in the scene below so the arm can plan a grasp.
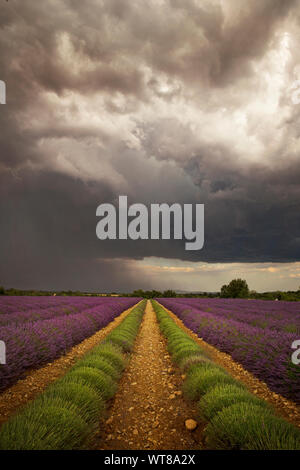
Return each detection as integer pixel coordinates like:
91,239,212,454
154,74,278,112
0,297,139,390
0,297,114,326
159,298,300,404
173,297,300,334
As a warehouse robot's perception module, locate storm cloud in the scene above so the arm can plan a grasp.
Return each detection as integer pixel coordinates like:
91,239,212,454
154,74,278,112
1,0,300,291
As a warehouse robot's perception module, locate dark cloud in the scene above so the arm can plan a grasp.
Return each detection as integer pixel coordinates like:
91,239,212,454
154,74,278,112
1,0,300,290
1,158,300,290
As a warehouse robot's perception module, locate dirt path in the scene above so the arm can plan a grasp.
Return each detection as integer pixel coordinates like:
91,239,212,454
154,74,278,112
98,301,203,450
160,303,300,429
0,303,139,426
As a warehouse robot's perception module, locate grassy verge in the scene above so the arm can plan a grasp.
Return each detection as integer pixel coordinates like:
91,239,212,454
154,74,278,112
152,300,300,450
0,300,146,450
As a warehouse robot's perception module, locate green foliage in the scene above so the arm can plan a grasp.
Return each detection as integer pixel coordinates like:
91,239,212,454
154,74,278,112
172,345,204,364
65,367,117,400
41,382,103,425
152,300,300,450
72,356,120,381
220,278,249,298
103,299,146,351
105,332,134,352
249,290,300,301
198,384,268,421
167,336,198,355
162,290,177,297
183,366,242,401
3,285,300,301
90,343,126,372
179,354,212,373
131,289,164,298
129,289,176,298
0,300,146,450
205,402,300,450
0,399,89,450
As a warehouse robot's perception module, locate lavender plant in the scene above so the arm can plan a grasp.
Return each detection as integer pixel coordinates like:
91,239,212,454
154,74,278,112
0,297,139,390
159,298,300,403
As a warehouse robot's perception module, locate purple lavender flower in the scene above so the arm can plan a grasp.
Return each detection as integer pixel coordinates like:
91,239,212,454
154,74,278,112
159,298,300,404
0,297,139,390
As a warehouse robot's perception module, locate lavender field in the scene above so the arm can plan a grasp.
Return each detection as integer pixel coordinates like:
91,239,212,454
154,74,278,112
159,298,300,404
0,296,139,390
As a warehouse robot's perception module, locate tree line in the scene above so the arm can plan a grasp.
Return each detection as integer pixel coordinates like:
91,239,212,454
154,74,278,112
1,281,300,301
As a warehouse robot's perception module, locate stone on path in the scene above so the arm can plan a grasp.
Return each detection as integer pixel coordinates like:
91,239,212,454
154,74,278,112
185,419,197,431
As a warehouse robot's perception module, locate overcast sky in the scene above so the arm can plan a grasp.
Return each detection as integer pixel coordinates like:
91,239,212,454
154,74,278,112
1,0,300,292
